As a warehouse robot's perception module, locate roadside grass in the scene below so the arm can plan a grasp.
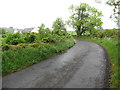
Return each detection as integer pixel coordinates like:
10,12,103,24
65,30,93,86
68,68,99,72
2,39,75,76
74,36,119,88
0,35,1,76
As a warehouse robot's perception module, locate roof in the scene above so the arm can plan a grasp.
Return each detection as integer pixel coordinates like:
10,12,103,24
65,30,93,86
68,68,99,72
17,29,24,31
31,27,39,33
23,28,34,32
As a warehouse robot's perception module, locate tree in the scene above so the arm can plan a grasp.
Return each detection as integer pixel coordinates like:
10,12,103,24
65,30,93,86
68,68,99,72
106,0,120,29
67,3,103,36
38,23,45,31
52,17,66,31
0,28,6,34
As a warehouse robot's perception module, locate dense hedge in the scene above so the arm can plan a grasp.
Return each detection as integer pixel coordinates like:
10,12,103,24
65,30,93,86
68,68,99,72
1,28,73,51
91,29,118,38
1,25,75,76
1,28,72,45
74,29,118,38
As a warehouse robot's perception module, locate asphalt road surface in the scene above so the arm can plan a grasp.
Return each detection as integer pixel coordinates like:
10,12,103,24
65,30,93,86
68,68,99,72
2,39,109,88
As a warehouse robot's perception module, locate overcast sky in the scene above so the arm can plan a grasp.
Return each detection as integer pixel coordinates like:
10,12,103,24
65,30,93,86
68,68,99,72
0,0,117,30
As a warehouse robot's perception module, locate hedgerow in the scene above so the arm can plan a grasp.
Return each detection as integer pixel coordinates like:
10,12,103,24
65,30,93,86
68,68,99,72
2,26,72,50
85,29,118,38
1,23,75,76
2,39,75,76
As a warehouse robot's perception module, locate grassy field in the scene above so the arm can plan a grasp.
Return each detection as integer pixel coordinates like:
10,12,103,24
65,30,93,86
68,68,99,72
2,39,75,76
75,37,119,88
67,31,77,35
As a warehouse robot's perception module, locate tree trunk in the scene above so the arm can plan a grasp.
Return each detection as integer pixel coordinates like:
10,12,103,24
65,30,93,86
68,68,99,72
76,25,82,36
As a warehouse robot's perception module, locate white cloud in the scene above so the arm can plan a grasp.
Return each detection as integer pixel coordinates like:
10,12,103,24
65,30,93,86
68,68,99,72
0,0,117,29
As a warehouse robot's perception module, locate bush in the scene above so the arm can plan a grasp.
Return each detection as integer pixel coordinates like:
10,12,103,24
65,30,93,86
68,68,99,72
5,32,25,45
52,29,67,36
2,39,75,76
10,38,24,45
24,33,36,43
1,22,75,76
2,44,10,51
1,25,73,51
86,29,118,38
104,29,118,38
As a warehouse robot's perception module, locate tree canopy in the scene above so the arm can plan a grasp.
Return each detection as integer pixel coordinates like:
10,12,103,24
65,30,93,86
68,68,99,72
0,28,6,34
67,3,103,36
106,0,120,28
52,17,66,31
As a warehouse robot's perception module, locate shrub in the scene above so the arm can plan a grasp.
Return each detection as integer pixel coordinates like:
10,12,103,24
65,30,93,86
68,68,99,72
1,25,73,50
2,39,75,76
24,33,36,43
52,29,67,36
28,43,40,47
2,44,10,51
85,29,118,38
10,38,24,45
5,32,25,45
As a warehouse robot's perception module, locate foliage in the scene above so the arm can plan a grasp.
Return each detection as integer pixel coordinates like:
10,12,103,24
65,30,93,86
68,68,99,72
74,29,118,38
0,28,6,34
1,23,75,76
90,29,118,38
37,26,53,42
24,33,36,43
67,31,77,35
36,23,71,43
1,24,72,46
4,32,25,45
52,17,66,31
38,23,45,31
106,0,120,24
0,27,14,33
2,39,75,76
2,44,10,51
68,29,118,39
52,29,67,36
67,3,103,36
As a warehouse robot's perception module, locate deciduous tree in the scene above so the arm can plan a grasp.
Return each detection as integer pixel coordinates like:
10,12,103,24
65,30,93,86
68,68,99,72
67,3,103,36
106,0,120,29
52,17,66,31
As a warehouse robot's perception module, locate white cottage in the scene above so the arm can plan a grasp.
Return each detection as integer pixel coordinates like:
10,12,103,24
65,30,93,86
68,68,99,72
31,27,39,33
14,29,24,33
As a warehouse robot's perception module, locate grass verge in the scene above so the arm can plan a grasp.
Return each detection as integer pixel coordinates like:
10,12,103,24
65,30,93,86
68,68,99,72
75,37,119,88
2,39,75,76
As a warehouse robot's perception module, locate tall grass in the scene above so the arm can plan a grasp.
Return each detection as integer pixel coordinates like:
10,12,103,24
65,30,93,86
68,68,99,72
75,37,119,88
0,34,2,76
2,39,75,76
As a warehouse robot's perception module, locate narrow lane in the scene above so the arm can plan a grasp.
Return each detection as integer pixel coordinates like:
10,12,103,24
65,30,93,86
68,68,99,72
3,39,108,88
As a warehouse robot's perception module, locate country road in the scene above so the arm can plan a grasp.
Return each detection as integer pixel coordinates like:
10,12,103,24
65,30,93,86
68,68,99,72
2,39,109,88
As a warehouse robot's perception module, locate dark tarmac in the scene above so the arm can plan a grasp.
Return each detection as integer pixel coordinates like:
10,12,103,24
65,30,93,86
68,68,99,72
2,39,109,88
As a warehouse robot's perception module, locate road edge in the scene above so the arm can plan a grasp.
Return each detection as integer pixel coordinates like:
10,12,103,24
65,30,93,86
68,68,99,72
75,39,110,88
98,44,110,88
